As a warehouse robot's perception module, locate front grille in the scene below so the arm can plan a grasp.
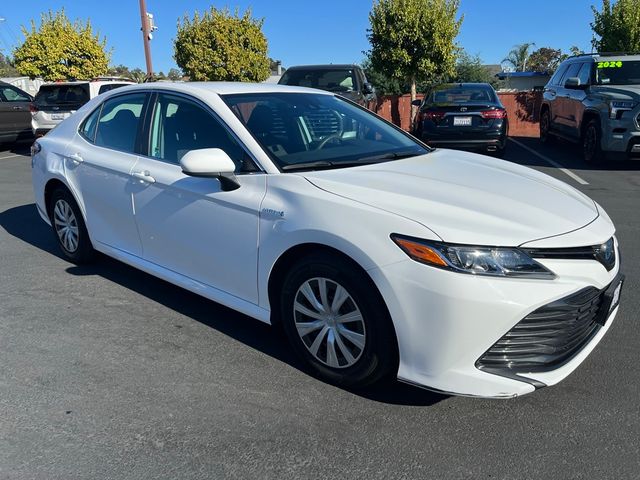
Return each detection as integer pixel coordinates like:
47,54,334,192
476,287,605,373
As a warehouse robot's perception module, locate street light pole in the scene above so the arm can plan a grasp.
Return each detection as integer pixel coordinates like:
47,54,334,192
138,0,153,78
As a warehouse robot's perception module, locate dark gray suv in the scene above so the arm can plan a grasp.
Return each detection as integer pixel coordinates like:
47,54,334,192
540,53,640,162
278,64,376,108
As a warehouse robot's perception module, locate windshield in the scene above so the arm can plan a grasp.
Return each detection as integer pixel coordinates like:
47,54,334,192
279,69,356,93
35,84,90,107
595,60,640,85
221,92,428,171
427,86,496,105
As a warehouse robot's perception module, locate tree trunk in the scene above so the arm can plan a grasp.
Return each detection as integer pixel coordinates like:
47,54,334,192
410,76,417,127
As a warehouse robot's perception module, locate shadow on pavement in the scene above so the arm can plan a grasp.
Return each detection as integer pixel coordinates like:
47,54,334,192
0,203,447,407
507,136,640,172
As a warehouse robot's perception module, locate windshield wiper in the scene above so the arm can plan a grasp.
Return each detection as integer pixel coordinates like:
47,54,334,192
282,161,335,171
355,150,424,163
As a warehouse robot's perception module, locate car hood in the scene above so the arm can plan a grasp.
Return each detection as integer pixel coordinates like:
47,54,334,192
591,85,640,101
301,149,599,246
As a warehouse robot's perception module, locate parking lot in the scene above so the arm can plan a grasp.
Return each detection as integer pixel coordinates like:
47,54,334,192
0,138,638,479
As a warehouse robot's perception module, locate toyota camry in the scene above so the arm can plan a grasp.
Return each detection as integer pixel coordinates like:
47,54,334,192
31,82,623,398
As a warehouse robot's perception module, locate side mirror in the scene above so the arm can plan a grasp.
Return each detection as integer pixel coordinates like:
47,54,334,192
180,148,240,191
411,99,422,107
564,77,587,89
363,82,375,95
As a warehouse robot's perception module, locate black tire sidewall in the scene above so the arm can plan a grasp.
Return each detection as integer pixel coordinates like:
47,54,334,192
280,253,397,388
540,110,553,143
49,188,94,264
583,120,602,164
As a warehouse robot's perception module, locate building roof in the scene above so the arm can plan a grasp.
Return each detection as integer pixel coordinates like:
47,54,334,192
496,71,551,79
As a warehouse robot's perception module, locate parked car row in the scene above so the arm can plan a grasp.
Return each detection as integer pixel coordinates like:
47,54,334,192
0,78,134,145
540,52,640,163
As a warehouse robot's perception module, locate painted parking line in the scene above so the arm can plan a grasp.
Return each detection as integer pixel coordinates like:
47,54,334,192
509,138,589,186
0,154,27,160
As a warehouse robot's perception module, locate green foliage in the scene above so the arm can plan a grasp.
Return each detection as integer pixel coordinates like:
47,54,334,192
453,52,494,83
502,43,535,72
167,68,183,81
361,58,404,95
366,0,462,101
527,47,563,73
591,0,640,52
13,10,110,81
0,53,19,77
174,7,270,82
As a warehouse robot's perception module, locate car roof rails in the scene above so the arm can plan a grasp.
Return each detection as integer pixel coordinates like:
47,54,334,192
568,51,640,59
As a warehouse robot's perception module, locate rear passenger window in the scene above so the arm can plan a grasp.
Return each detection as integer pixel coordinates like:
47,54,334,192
95,93,146,153
79,106,102,142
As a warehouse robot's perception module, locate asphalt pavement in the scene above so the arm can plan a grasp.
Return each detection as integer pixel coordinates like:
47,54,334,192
0,138,639,479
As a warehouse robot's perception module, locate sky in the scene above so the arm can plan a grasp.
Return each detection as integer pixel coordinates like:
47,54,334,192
0,0,597,74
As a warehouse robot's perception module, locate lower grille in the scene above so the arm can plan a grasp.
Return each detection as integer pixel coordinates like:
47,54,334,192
476,287,605,373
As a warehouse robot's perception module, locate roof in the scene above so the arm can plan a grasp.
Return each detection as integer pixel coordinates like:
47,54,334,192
496,72,551,79
109,81,334,96
284,64,361,71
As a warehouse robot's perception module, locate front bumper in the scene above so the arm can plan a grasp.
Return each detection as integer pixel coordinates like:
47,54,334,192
368,238,621,398
600,110,640,157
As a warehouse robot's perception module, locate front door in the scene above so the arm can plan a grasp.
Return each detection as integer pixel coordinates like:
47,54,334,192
131,93,266,303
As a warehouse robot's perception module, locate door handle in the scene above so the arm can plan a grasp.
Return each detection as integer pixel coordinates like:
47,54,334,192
12,106,23,111
66,153,84,164
132,170,156,184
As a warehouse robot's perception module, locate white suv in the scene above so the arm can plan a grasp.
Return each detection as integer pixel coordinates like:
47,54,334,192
31,78,135,136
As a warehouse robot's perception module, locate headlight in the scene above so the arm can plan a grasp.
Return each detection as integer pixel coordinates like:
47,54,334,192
609,100,637,119
391,235,555,279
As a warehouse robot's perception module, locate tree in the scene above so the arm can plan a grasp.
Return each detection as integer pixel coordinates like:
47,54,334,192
167,68,183,81
108,64,133,79
174,7,270,82
129,68,147,83
366,0,463,122
502,43,535,72
591,0,640,52
0,53,19,77
527,47,563,73
453,52,494,83
13,9,110,81
361,58,404,95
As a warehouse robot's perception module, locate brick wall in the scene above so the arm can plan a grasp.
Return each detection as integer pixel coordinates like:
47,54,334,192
373,91,543,138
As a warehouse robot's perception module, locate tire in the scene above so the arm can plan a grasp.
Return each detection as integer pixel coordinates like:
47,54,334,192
280,252,398,388
539,109,555,144
48,187,95,264
583,119,604,164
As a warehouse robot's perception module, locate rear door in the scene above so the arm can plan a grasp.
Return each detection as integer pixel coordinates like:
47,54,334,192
554,62,582,135
0,84,32,141
63,91,149,256
564,62,592,138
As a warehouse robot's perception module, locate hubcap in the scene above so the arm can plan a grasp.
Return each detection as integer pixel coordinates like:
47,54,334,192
293,277,366,369
53,199,79,253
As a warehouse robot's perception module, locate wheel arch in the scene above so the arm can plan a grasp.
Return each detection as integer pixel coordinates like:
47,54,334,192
267,243,396,342
44,178,87,224
581,109,601,138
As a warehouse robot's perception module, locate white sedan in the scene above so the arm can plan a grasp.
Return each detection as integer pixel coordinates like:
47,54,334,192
31,82,623,398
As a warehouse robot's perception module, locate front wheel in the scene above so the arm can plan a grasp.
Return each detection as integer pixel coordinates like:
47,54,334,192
540,109,554,144
280,253,397,388
48,187,95,264
583,120,604,164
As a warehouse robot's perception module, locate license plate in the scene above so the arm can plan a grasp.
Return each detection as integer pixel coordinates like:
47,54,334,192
453,116,472,126
609,281,622,314
51,113,66,120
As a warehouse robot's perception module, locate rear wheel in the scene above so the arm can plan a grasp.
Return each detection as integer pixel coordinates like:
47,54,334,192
280,253,397,388
583,119,603,164
539,109,554,144
48,187,95,264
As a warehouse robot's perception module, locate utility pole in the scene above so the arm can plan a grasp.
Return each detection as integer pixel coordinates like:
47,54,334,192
138,0,154,79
